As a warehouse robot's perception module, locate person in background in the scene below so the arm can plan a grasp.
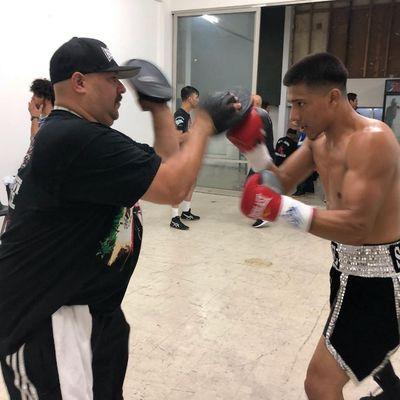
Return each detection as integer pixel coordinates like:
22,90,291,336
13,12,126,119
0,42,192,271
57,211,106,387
28,78,55,138
170,85,201,230
347,92,358,111
274,128,298,167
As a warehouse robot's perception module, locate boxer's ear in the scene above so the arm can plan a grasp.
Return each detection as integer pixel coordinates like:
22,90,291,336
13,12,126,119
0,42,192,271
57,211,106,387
328,88,342,107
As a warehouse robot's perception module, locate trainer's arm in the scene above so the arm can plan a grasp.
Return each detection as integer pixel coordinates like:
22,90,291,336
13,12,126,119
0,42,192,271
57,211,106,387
309,130,397,244
142,101,179,159
141,110,213,204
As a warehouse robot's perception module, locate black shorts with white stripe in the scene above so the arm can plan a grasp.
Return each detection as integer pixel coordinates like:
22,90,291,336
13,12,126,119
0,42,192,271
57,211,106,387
1,305,130,400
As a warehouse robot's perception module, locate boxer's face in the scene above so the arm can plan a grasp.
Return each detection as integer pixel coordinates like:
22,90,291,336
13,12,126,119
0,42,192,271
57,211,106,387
287,83,334,141
84,72,126,126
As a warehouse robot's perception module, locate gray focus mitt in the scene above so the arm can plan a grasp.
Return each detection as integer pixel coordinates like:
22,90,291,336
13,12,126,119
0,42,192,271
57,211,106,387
124,59,172,103
200,87,252,134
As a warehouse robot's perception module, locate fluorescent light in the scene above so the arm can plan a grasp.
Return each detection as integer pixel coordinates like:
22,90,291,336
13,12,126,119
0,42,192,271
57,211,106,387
202,14,219,24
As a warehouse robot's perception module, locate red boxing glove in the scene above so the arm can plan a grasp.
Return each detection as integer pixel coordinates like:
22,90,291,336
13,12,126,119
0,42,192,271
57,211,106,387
241,173,314,231
241,174,282,221
227,108,272,172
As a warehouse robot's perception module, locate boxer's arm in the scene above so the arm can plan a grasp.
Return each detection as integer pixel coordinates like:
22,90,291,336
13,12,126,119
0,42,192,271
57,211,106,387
142,111,213,204
241,130,397,244
309,130,396,244
272,138,315,194
226,108,315,188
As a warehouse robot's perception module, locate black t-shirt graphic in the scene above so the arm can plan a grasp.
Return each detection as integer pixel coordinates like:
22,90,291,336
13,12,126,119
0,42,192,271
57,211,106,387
0,110,161,356
274,136,298,166
174,108,191,132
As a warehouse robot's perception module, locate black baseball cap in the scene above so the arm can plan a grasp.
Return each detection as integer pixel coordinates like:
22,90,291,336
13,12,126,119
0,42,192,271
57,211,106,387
50,37,140,84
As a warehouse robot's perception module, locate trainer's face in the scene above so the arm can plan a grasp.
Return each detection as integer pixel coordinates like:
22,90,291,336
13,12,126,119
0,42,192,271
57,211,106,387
84,72,126,126
287,84,335,141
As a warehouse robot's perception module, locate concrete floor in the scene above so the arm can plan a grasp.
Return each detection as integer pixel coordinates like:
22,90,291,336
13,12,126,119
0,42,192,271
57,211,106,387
1,192,399,399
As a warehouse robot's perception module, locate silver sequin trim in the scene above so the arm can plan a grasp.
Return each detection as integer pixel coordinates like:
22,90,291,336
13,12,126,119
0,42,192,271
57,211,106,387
325,338,358,382
332,241,400,278
324,274,360,380
393,277,400,336
325,274,348,339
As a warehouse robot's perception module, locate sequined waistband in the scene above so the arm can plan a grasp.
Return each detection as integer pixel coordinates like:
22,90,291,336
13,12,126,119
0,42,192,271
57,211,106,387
331,240,400,278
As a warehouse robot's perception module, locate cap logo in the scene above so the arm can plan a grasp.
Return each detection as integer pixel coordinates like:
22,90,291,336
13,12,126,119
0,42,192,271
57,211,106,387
101,46,114,62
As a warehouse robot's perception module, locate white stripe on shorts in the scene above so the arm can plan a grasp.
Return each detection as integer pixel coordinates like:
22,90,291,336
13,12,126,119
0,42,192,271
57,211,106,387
51,305,93,400
5,345,38,399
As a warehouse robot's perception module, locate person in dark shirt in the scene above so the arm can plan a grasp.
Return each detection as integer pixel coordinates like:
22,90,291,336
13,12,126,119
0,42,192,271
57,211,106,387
0,37,238,399
347,92,358,111
274,128,298,167
170,85,200,230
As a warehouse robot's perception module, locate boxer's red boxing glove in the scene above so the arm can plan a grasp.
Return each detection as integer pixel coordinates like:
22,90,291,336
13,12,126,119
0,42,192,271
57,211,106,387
241,173,282,221
241,172,314,231
227,108,272,172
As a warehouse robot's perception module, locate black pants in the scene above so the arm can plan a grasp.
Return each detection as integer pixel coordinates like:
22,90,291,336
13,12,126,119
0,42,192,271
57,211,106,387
1,306,130,400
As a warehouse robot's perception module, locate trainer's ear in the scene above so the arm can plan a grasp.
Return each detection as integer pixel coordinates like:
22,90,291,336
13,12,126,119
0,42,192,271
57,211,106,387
70,72,87,94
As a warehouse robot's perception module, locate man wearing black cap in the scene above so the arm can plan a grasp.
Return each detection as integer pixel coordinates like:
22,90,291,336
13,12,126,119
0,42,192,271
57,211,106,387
0,37,241,399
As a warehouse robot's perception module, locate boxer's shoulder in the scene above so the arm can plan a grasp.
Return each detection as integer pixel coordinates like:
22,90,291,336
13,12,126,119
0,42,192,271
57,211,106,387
346,120,398,169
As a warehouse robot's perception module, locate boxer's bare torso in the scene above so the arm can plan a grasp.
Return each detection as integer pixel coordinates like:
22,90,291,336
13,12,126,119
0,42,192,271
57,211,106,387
311,117,400,244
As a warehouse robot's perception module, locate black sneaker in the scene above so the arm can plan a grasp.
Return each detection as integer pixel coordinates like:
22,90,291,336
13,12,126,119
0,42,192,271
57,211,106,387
170,216,189,230
293,190,306,196
252,219,268,228
360,382,400,399
181,209,200,221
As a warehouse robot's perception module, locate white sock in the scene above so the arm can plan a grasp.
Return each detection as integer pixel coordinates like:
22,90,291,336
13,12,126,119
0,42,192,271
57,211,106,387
171,208,179,218
182,201,191,213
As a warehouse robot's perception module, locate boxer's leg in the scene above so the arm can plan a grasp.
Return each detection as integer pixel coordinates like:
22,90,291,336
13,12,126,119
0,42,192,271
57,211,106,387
360,362,400,399
305,336,349,400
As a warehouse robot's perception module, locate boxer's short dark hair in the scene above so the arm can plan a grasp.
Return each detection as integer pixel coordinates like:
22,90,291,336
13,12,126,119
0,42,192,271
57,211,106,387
283,52,348,93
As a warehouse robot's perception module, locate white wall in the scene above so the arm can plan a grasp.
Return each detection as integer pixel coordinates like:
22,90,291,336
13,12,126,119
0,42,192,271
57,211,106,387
170,0,331,12
0,0,172,203
347,78,398,108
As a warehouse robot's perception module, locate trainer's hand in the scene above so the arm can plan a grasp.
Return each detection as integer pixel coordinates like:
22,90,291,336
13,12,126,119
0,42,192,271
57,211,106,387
138,98,168,112
241,172,314,231
124,59,172,103
227,107,272,171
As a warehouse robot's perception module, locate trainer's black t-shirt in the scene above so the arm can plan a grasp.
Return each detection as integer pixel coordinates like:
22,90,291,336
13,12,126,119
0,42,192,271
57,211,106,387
0,110,161,356
174,108,191,132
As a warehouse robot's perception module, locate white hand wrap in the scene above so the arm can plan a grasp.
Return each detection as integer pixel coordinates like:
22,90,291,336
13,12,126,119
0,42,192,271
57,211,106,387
279,196,314,232
244,143,272,172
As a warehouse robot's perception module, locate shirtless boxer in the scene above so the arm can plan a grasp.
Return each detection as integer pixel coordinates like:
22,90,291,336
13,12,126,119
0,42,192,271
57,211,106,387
228,52,400,400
